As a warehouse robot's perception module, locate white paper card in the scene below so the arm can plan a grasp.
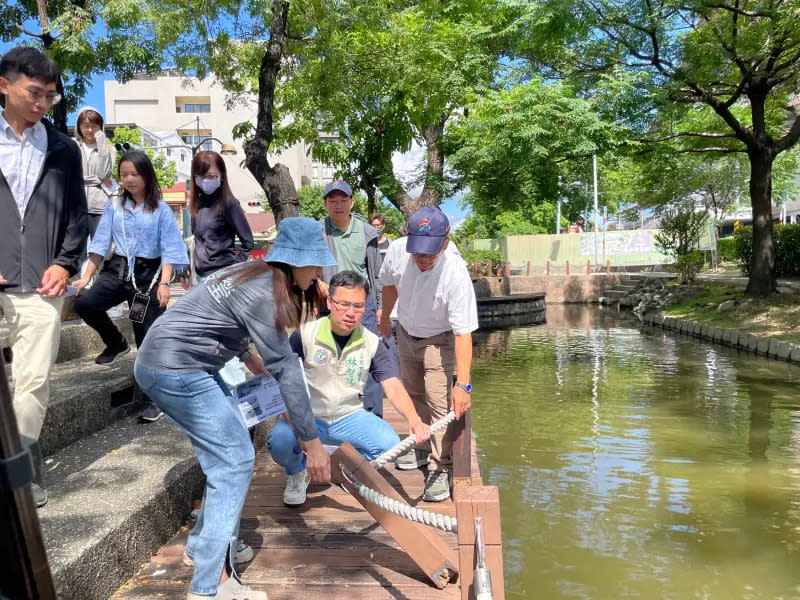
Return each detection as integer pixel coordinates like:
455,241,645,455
234,375,286,427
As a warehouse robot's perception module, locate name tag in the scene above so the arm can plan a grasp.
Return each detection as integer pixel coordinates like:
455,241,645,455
233,375,287,427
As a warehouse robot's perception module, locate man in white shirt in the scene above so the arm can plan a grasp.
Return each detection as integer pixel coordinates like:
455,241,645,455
378,206,478,502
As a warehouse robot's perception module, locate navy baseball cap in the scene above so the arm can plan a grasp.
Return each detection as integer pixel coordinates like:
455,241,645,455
323,179,353,198
406,206,451,255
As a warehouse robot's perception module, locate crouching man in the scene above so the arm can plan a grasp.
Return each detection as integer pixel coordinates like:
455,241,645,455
268,270,431,506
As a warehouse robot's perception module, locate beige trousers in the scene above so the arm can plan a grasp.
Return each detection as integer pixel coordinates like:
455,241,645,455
0,292,64,442
396,325,455,471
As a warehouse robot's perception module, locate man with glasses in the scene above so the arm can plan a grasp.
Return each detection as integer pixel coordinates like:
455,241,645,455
0,47,87,507
267,270,430,507
378,206,477,502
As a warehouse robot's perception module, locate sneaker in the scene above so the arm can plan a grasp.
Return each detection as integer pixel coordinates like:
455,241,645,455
186,575,267,600
95,341,130,365
32,483,47,508
423,469,451,503
138,400,164,422
183,539,254,566
283,469,310,506
394,448,430,471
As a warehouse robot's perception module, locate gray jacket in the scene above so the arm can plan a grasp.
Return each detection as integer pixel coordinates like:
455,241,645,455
320,215,383,308
0,122,87,293
77,131,116,214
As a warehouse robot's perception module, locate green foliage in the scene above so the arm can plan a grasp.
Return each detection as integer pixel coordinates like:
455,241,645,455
462,249,504,277
734,225,800,278
654,210,709,258
672,251,705,284
110,127,177,190
716,238,737,263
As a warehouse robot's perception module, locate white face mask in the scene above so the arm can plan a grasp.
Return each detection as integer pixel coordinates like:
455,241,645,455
196,176,222,195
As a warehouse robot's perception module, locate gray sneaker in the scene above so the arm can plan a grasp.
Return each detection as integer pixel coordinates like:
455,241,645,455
423,469,451,502
394,448,430,471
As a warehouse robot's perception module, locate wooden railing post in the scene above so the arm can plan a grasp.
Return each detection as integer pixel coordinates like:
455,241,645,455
565,260,570,275
546,260,550,276
606,259,611,274
451,409,474,490
586,260,591,275
526,261,531,276
472,260,478,277
487,260,492,277
455,486,505,600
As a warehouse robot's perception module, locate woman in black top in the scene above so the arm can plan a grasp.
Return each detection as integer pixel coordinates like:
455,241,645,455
189,151,254,280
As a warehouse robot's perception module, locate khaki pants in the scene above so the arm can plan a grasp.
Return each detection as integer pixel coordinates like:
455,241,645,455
0,292,64,442
396,325,455,472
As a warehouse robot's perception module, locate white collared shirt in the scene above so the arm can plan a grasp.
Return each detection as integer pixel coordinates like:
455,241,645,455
379,237,478,338
0,111,48,219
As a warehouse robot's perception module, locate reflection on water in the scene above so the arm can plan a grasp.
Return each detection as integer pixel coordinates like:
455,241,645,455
472,305,800,600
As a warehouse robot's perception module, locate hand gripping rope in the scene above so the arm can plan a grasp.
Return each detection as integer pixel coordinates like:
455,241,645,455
338,463,459,533
369,410,458,469
336,410,461,533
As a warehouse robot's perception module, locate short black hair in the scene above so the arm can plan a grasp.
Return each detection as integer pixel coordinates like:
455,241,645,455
329,270,370,298
0,47,59,85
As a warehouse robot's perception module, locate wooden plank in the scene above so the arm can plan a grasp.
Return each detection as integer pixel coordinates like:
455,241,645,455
451,410,473,485
330,442,459,589
454,486,505,600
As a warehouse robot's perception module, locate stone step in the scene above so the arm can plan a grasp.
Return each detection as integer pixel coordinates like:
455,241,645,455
8,353,144,456
615,284,639,291
39,414,203,600
602,289,629,300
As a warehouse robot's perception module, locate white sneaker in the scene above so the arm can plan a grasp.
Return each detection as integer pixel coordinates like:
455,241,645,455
183,539,254,566
186,576,267,600
283,469,310,506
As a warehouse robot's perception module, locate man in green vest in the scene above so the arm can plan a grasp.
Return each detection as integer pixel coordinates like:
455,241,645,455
267,270,430,506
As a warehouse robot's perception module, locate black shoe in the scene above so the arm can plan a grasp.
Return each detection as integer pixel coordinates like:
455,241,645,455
95,342,130,365
32,483,47,508
139,401,164,423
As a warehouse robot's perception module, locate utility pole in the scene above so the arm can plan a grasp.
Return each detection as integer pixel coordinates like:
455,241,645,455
593,154,599,266
556,177,562,235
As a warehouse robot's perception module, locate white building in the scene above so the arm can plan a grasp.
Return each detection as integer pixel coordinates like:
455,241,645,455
104,71,337,213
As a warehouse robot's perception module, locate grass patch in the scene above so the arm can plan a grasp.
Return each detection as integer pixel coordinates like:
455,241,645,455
663,282,800,344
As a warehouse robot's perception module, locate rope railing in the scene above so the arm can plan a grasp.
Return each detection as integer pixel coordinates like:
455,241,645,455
370,410,458,470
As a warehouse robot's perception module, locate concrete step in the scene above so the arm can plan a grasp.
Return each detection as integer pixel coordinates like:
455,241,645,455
39,414,204,600
615,284,639,291
602,289,628,300
8,353,145,456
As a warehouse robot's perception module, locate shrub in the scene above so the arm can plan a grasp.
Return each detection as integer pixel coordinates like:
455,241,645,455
672,251,705,283
733,223,800,277
462,249,504,277
716,237,737,262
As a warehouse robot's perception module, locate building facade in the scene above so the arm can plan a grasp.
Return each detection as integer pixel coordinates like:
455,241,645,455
104,71,337,213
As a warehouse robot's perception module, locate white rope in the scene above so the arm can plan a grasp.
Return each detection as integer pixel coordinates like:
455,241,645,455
370,410,458,469
339,465,458,533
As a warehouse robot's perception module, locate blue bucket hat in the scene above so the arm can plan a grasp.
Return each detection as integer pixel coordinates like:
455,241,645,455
406,206,451,255
264,217,337,267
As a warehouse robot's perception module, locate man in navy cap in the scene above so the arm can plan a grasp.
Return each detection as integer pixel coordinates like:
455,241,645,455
319,179,385,417
378,206,478,502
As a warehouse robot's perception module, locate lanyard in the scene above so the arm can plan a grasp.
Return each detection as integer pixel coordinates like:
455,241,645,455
119,199,161,294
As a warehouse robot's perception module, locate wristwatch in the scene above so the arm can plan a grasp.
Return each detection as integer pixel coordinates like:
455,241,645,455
454,381,472,393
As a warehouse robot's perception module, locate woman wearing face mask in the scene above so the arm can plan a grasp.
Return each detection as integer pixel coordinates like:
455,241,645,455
185,151,254,387
73,151,189,422
133,218,334,600
369,213,391,259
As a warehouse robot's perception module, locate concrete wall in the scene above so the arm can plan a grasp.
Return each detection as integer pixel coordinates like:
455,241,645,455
473,274,627,303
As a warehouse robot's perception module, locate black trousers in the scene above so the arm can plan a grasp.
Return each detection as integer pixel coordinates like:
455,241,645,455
75,255,164,349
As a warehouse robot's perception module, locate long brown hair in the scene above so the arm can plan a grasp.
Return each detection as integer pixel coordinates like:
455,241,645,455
189,151,236,216
118,151,161,212
223,262,322,333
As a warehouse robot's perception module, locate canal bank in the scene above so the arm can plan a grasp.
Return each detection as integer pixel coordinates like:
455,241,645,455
471,304,800,600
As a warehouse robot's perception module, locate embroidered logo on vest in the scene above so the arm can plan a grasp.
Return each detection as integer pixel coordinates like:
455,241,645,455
313,349,330,364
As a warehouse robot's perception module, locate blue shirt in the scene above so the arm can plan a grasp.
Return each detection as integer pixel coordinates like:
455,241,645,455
89,196,189,279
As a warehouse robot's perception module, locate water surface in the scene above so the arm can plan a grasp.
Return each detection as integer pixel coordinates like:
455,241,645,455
471,306,800,600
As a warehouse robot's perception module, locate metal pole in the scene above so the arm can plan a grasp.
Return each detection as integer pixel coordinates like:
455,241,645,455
0,351,57,599
593,154,599,266
556,176,562,235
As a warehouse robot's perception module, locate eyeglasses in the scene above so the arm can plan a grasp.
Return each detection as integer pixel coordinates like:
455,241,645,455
329,298,366,312
24,86,61,105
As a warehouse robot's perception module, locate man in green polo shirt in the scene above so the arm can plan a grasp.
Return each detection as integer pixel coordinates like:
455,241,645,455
319,179,385,417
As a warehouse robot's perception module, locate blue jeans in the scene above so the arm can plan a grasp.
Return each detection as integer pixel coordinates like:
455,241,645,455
134,363,253,596
268,409,400,475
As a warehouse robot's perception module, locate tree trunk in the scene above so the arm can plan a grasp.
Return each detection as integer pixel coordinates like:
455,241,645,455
417,119,446,208
243,0,299,224
745,149,777,297
52,75,67,134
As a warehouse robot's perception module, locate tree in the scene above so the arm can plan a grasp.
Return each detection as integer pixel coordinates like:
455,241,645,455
110,126,177,189
520,0,800,296
1,0,162,132
655,209,709,283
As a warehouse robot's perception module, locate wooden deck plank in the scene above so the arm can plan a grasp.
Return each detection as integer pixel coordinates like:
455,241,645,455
110,404,484,600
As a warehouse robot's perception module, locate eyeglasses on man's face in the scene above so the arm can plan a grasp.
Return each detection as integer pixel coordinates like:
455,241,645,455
329,297,366,312
23,84,61,105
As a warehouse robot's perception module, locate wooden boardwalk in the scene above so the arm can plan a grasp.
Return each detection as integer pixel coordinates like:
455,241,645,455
110,406,483,599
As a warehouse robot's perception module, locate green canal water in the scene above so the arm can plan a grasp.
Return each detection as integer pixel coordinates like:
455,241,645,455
471,306,800,600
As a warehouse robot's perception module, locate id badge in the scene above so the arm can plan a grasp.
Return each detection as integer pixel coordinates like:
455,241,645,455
129,292,150,324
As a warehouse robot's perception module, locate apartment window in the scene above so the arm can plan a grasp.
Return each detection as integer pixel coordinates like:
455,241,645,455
184,103,211,113
181,134,213,151
167,149,172,157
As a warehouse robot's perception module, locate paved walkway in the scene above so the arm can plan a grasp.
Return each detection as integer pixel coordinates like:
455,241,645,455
110,405,480,599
